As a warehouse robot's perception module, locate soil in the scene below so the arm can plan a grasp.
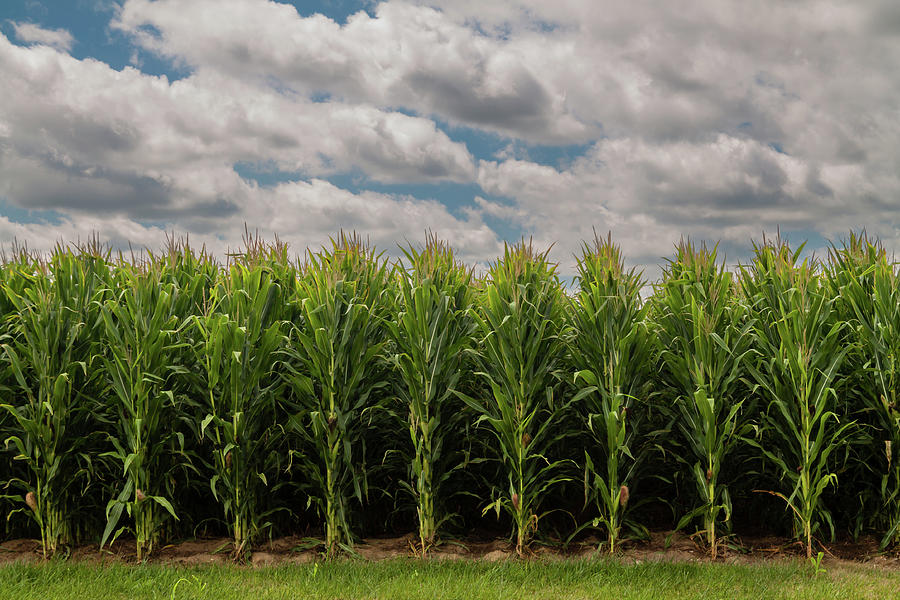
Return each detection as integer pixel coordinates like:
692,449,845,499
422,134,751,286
1,531,898,568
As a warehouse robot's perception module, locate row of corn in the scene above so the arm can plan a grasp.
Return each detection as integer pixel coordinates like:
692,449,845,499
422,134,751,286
1,231,899,561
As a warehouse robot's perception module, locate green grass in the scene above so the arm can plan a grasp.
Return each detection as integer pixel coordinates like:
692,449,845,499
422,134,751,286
1,559,896,600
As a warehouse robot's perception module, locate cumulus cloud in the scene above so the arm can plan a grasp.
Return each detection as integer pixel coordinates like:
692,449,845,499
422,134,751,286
111,0,900,151
475,132,897,275
10,22,73,51
0,177,503,267
0,33,475,214
0,31,494,262
253,178,503,265
112,0,590,142
3,1,900,275
0,212,177,257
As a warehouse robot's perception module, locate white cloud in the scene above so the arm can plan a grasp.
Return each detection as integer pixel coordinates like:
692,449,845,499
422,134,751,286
4,1,900,275
0,178,503,268
113,0,590,143
0,213,176,257
110,0,900,153
0,34,475,215
256,178,503,265
0,33,496,261
10,22,74,52
474,132,900,275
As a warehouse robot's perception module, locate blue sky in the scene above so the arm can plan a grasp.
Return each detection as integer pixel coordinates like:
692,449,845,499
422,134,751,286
0,0,897,275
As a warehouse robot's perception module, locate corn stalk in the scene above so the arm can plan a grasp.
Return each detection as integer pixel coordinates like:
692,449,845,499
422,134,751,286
0,247,108,557
742,238,851,558
826,233,900,547
652,240,753,558
458,240,573,557
98,260,191,561
192,261,285,557
0,246,33,540
283,234,390,557
568,233,653,554
387,235,474,554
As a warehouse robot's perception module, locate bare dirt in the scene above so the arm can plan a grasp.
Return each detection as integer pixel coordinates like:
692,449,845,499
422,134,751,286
1,531,898,568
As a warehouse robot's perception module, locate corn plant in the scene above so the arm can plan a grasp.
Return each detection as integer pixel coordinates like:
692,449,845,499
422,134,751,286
156,239,224,539
192,260,286,557
458,240,572,556
0,246,33,539
652,240,753,558
386,235,474,554
98,259,195,560
158,237,221,318
826,234,900,547
568,233,654,554
0,247,109,557
283,234,390,557
742,238,851,558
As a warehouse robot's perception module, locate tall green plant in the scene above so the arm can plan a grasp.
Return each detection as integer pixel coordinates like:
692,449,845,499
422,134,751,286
826,233,900,547
192,260,286,556
568,234,653,554
156,239,222,539
387,234,474,554
459,240,572,556
98,260,194,560
283,234,390,557
0,246,33,540
742,238,851,558
653,240,752,558
1,247,109,557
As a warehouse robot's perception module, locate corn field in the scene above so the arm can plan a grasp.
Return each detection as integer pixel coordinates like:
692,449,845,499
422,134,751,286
2,231,900,559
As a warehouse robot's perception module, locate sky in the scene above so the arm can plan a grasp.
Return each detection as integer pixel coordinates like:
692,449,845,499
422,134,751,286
1,0,899,278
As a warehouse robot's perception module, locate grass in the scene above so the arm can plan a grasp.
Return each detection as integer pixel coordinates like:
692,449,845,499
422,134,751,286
1,558,897,600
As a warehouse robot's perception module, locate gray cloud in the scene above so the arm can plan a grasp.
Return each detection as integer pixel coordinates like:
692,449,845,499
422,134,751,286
2,1,900,275
474,130,900,275
0,30,494,260
113,0,591,142
406,67,551,131
0,33,476,210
